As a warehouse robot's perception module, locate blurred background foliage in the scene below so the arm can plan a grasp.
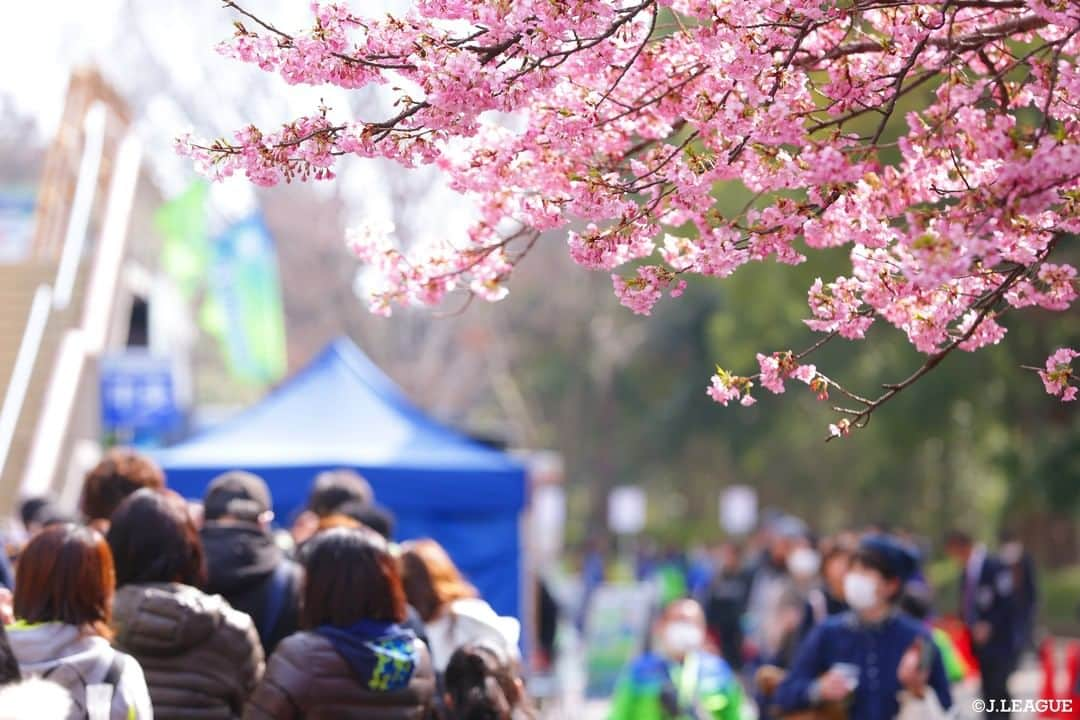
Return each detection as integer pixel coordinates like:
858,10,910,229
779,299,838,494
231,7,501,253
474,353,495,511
496,228,1080,553
477,65,1080,568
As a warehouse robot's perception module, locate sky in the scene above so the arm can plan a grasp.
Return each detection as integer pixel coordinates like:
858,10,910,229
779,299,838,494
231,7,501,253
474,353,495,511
0,0,471,239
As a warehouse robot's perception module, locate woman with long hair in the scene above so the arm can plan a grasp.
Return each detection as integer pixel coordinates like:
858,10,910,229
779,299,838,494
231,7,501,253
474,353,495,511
6,524,151,719
245,526,434,719
400,539,520,674
107,488,263,719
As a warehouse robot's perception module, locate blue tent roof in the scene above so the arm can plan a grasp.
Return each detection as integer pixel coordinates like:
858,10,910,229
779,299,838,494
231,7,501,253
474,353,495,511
157,337,526,619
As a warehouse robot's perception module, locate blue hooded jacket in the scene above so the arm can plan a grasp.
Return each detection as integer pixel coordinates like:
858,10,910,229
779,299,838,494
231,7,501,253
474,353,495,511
316,620,419,692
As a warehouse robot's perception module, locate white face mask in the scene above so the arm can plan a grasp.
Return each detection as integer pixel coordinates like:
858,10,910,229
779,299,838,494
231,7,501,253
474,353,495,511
843,572,880,611
662,621,705,657
787,547,821,578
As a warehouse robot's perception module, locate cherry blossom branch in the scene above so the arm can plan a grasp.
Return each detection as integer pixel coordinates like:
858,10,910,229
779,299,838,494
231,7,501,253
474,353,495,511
184,0,1080,430
823,251,1052,440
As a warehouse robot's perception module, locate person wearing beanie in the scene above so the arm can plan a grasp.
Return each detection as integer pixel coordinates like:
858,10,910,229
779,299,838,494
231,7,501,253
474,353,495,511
773,534,953,720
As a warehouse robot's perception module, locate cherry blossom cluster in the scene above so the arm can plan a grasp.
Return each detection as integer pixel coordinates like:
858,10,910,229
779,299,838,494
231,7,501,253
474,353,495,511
1037,347,1079,402
184,0,1080,433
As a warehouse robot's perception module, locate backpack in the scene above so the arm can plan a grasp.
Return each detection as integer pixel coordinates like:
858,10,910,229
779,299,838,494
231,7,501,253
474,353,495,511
43,651,127,720
259,561,297,645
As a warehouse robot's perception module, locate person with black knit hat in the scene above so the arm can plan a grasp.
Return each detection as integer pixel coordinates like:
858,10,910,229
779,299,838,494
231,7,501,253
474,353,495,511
773,534,953,720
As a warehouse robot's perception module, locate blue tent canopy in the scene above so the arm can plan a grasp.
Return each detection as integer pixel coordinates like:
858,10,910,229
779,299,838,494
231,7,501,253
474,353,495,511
156,337,527,619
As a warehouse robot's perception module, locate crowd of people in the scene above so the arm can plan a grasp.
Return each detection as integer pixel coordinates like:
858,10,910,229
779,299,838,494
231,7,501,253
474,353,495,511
600,515,1038,719
0,448,535,720
0,449,1050,720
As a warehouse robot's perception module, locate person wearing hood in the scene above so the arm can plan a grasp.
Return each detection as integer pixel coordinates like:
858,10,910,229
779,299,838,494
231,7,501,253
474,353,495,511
245,526,435,719
609,598,744,720
6,524,151,719
307,509,432,652
201,471,302,654
107,488,264,719
773,535,953,720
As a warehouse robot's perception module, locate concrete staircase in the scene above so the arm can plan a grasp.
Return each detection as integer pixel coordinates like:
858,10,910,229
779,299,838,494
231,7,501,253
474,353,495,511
0,259,90,511
0,263,57,509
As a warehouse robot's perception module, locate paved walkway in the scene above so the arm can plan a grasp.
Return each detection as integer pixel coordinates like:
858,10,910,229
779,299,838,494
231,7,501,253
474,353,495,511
539,657,1046,719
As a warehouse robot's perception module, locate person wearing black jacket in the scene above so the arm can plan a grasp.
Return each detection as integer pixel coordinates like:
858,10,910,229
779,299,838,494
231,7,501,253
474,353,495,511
700,541,751,670
947,530,1020,719
201,471,303,655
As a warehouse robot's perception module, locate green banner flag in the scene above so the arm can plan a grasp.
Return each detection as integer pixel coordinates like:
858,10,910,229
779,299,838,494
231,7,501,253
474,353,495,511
206,214,287,384
155,181,210,299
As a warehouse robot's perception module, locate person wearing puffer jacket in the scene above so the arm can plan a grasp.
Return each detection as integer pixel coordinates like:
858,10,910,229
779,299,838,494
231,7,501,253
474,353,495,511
6,524,151,720
107,489,264,719
245,526,435,719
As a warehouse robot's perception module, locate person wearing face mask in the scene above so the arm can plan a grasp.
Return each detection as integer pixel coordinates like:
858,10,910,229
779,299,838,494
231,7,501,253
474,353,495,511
998,529,1037,657
745,516,809,665
609,599,743,720
773,535,953,720
755,541,823,678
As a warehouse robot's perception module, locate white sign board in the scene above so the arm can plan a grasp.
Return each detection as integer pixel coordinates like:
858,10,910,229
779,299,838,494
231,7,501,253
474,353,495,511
531,484,566,561
608,485,647,535
719,485,758,535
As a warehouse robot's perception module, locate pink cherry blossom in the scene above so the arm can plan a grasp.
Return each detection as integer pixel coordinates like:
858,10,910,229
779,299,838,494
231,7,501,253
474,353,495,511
612,266,686,316
755,351,817,395
1037,347,1079,402
707,368,754,407
184,0,1080,434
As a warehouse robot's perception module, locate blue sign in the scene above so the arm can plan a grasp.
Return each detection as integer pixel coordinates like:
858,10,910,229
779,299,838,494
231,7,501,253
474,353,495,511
100,353,181,444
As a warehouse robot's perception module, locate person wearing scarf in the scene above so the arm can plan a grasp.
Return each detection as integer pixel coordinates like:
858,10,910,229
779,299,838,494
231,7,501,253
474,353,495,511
244,527,434,719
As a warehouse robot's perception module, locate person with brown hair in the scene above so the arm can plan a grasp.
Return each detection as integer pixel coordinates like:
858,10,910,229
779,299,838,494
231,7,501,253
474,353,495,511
80,448,166,533
399,539,520,673
107,488,263,719
5,524,151,719
444,642,535,720
245,526,435,719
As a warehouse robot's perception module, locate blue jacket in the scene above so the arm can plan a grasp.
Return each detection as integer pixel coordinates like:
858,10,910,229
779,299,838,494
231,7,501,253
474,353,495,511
774,612,952,720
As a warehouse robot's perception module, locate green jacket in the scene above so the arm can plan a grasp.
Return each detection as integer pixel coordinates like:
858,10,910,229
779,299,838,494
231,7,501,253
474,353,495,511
609,651,743,720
